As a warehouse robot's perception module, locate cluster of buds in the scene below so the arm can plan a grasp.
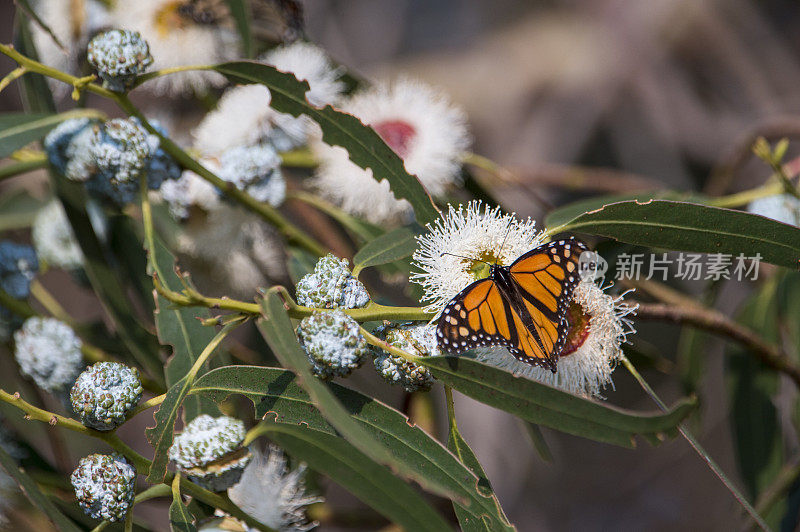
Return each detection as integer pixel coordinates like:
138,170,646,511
297,310,370,380
373,323,438,392
295,254,369,309
71,454,136,522
70,362,143,431
168,415,253,492
87,29,153,92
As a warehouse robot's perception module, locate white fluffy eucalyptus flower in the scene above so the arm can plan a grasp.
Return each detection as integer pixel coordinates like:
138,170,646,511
111,0,239,95
475,280,636,397
313,78,471,223
32,200,83,271
228,446,322,531
193,42,343,155
411,201,543,314
14,317,83,394
30,0,111,94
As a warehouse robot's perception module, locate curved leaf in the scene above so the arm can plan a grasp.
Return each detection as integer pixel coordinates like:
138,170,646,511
726,283,784,527
0,188,46,232
191,365,510,528
212,61,440,225
353,227,417,272
258,293,461,501
145,324,233,483
447,423,514,531
169,476,197,532
420,356,696,447
287,246,318,285
544,192,701,228
551,199,800,269
13,15,56,114
224,0,252,58
147,232,218,420
259,422,452,532
0,109,104,158
49,169,164,382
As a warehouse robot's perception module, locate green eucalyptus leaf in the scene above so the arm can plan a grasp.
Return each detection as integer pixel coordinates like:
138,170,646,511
0,444,82,532
145,323,232,484
520,422,553,463
777,272,800,362
676,327,709,398
211,61,441,225
169,477,197,532
544,191,713,229
545,192,671,228
145,376,189,484
225,0,253,58
353,227,417,272
726,282,784,527
263,422,452,532
191,364,510,528
447,422,514,531
49,170,164,383
146,232,218,420
107,213,154,313
0,110,104,158
551,199,800,269
13,15,56,114
0,188,47,232
420,357,696,447
257,293,463,502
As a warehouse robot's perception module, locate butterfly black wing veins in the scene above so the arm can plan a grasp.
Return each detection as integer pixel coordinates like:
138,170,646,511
436,238,588,373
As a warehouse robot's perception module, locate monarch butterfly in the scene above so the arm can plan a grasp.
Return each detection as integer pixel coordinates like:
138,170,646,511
436,238,587,372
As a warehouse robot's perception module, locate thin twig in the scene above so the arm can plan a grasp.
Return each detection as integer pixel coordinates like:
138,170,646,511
621,356,769,531
0,157,47,182
633,301,800,388
154,276,431,323
0,66,26,94
359,326,420,364
0,43,326,258
463,152,554,211
706,118,800,196
0,387,276,531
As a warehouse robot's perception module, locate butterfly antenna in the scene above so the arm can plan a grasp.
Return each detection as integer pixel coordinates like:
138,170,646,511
494,218,514,265
440,252,491,266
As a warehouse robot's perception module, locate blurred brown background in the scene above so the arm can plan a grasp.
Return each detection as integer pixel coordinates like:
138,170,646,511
5,0,800,530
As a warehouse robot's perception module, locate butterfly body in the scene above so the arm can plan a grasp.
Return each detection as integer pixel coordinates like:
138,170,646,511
436,238,587,372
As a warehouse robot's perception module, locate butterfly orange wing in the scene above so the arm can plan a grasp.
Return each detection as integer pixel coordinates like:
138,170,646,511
436,239,586,371
507,239,586,367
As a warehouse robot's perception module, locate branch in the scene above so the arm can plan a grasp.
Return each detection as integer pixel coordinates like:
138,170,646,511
464,152,662,194
0,43,326,258
155,278,431,322
706,118,800,196
0,387,275,531
633,301,800,388
620,356,768,531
